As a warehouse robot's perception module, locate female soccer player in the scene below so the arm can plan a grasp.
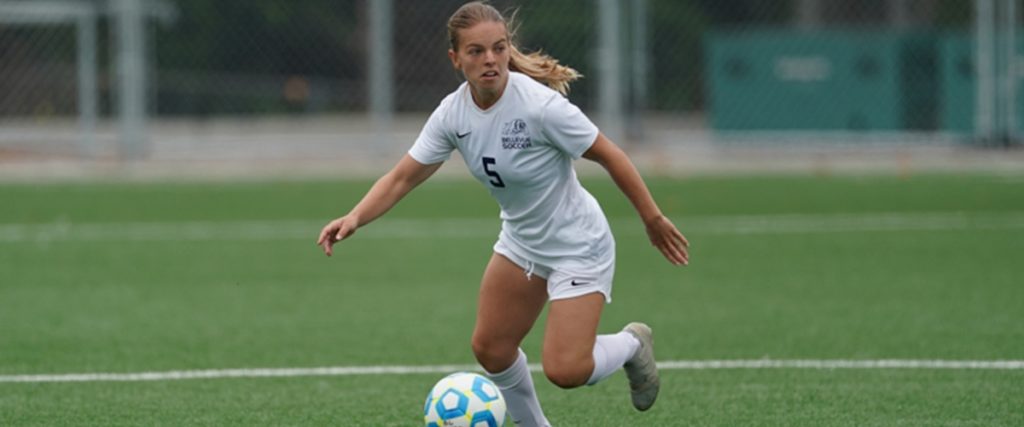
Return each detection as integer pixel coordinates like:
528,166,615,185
317,2,688,425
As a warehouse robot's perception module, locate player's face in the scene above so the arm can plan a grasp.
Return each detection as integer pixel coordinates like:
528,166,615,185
449,21,510,106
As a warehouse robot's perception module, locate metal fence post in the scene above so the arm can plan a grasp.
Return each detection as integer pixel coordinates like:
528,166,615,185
369,0,394,147
628,0,648,142
76,7,97,158
976,0,996,144
597,0,624,142
115,0,147,160
1003,0,1017,144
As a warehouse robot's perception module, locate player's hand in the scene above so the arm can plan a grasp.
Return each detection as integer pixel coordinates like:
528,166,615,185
316,215,359,256
644,215,689,266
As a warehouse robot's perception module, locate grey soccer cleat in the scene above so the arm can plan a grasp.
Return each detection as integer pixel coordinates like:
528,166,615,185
622,322,660,411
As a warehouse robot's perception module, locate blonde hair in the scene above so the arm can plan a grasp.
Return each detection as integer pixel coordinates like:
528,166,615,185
447,1,581,95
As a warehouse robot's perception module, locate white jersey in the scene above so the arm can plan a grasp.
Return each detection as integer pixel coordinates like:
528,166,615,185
408,72,613,269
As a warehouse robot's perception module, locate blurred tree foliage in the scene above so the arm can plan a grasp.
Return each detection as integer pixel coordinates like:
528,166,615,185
155,0,359,114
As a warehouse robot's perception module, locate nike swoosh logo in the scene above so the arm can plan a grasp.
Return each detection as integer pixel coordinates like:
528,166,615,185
456,131,471,139
571,280,588,286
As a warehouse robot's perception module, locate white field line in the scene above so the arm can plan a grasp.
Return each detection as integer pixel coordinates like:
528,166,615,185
2,359,1022,383
2,212,1024,243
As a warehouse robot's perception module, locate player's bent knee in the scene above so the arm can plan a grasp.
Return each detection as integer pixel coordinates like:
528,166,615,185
471,336,518,373
542,362,589,389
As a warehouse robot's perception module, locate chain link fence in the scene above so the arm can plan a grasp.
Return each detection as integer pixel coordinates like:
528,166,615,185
152,0,597,114
0,21,79,116
0,0,1011,168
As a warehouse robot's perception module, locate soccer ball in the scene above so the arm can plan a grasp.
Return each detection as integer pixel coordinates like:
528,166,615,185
424,372,506,427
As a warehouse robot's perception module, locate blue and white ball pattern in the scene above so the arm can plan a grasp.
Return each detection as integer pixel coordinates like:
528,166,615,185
424,372,506,427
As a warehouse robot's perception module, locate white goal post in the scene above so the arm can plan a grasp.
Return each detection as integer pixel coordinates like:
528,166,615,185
0,1,99,156
0,0,176,160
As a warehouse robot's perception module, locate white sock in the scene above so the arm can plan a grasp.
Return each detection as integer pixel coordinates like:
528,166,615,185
484,348,550,427
587,331,641,385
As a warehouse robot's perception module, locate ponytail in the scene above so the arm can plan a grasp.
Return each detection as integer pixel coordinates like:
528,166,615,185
508,44,581,96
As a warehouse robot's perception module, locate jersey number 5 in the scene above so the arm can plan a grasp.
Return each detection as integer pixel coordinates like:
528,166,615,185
482,157,505,188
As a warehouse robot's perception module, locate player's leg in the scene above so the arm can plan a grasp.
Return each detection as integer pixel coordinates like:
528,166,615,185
472,252,548,372
474,252,550,427
543,278,659,410
541,292,605,388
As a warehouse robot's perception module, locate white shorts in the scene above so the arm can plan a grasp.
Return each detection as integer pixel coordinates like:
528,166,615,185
493,239,615,303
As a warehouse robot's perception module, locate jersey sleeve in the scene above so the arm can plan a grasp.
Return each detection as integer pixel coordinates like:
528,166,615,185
408,102,455,164
540,94,600,159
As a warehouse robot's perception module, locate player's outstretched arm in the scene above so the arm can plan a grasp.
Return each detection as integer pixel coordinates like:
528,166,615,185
317,154,443,256
582,133,689,266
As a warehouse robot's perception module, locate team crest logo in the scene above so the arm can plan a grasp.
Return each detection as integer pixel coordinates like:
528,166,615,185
501,119,532,149
502,119,527,135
